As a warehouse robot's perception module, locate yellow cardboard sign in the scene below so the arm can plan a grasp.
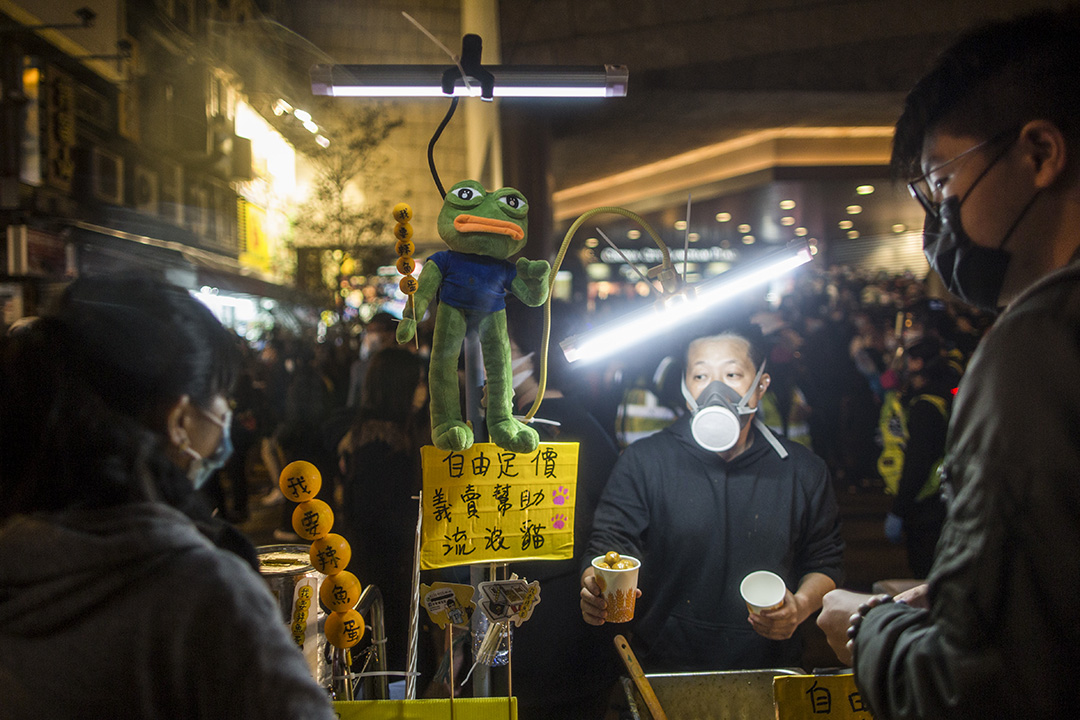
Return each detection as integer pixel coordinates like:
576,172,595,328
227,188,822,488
419,582,476,628
774,673,874,719
420,443,578,570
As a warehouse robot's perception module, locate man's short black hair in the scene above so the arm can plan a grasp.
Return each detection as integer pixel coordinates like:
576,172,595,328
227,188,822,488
892,7,1080,178
684,323,767,372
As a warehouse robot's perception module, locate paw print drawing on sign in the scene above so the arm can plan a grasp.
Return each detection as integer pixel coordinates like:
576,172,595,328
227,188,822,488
552,486,570,506
551,513,567,530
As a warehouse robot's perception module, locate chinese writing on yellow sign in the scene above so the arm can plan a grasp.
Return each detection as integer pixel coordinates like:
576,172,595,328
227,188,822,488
774,674,874,720
420,442,579,570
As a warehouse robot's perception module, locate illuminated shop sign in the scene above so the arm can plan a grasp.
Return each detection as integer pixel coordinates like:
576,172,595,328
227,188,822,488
597,245,739,265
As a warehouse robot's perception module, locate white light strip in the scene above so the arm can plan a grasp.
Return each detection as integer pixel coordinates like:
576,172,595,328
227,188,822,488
561,243,812,364
324,85,612,98
311,64,628,99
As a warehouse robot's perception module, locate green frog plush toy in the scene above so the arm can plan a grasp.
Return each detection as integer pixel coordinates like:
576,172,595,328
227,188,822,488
396,180,550,453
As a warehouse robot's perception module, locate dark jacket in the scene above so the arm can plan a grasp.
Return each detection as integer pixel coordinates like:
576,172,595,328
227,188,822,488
854,262,1080,719
510,396,622,720
0,503,335,720
586,414,844,672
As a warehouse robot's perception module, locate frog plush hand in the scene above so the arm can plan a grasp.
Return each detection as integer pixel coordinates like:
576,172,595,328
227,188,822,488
397,180,550,453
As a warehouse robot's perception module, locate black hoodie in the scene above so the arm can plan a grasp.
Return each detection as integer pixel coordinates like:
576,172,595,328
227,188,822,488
585,414,843,672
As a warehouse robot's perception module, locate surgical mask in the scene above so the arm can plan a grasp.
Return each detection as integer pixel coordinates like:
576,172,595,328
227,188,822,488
183,409,233,489
511,352,534,391
922,196,1014,312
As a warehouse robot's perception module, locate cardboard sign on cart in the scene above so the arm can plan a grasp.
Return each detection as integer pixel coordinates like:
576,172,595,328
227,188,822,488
773,673,874,719
419,442,578,570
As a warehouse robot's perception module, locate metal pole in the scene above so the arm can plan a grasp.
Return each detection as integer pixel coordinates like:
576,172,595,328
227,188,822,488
464,324,493,697
356,584,389,700
405,496,423,700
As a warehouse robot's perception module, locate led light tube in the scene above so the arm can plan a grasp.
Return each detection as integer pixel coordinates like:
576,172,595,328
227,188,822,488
311,64,628,98
560,241,813,364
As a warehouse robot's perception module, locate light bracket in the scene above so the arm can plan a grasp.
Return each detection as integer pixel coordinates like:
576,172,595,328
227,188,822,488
311,33,627,100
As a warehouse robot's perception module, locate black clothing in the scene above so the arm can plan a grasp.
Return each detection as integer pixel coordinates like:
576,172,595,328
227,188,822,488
586,414,844,672
893,394,949,578
340,424,422,673
510,396,621,720
854,262,1080,719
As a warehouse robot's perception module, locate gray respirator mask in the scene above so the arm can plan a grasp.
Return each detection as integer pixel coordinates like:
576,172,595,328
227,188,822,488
680,359,788,458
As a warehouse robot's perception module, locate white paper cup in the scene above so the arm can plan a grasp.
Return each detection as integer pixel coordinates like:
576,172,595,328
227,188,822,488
740,570,787,614
591,554,641,623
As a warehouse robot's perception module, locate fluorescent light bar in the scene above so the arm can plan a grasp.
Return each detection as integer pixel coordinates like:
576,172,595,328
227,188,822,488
311,64,628,99
561,241,812,364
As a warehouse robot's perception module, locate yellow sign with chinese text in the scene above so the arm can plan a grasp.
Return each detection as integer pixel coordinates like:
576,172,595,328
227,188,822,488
420,443,578,570
774,673,874,719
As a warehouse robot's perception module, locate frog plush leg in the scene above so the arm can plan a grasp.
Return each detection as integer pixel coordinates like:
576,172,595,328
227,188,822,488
429,304,473,451
480,308,539,453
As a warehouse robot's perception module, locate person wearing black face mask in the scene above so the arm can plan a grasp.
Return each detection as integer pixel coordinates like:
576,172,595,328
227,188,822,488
580,331,843,674
817,9,1080,720
909,127,1043,313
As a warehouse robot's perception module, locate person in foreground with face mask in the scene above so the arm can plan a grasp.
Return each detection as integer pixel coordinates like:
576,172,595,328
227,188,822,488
0,275,335,720
580,330,843,672
816,9,1080,719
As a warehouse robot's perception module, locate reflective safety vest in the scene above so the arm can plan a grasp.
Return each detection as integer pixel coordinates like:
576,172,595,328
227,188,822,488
877,390,947,500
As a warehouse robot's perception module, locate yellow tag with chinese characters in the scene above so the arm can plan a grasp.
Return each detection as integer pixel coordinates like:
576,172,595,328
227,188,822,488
774,673,874,719
420,442,578,570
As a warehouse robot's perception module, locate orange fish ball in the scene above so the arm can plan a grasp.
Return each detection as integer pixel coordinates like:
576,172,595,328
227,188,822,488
309,533,352,575
320,571,362,613
325,608,366,649
291,499,333,540
278,460,322,502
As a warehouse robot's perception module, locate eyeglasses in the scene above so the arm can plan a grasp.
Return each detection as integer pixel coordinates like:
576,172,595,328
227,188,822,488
908,128,1018,218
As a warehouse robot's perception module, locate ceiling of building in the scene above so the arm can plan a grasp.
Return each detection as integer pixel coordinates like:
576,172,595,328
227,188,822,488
492,0,1073,258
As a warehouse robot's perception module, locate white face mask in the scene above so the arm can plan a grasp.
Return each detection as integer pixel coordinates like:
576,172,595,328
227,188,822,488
511,352,534,390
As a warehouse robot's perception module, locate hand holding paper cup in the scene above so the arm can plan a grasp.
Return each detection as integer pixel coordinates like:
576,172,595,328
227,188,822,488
591,552,640,623
740,570,787,614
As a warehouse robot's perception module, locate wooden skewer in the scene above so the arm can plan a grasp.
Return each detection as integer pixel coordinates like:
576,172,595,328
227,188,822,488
447,624,455,720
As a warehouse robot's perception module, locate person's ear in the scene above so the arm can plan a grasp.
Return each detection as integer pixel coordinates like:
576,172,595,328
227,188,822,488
1020,119,1068,189
166,394,193,450
754,374,771,404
